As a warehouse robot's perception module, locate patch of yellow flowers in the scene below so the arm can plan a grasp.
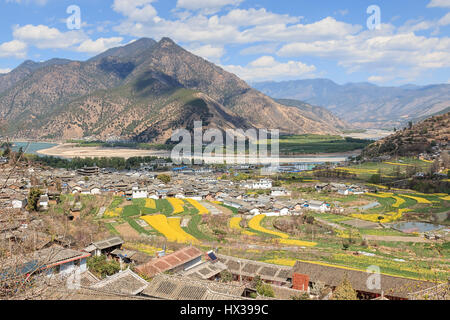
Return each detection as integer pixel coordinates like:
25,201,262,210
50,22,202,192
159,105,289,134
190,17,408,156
142,214,199,244
400,194,431,204
276,239,317,247
104,207,123,218
186,199,209,215
167,197,185,214
351,208,411,223
229,217,257,236
248,214,289,239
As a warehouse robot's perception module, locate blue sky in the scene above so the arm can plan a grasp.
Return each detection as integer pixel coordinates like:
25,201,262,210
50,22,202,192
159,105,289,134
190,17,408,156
0,0,449,86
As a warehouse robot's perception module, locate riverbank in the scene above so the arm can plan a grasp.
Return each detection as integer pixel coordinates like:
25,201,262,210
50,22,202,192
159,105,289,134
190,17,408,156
37,143,357,163
37,143,170,159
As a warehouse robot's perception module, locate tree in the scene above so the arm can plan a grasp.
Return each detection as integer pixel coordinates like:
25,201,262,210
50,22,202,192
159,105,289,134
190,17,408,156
219,270,233,283
332,274,358,300
87,255,120,278
250,276,275,297
310,280,326,298
84,176,89,182
369,174,382,184
157,174,171,184
430,159,440,175
27,188,42,212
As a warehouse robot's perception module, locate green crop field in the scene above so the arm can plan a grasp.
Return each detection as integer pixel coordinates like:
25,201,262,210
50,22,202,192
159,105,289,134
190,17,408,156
256,134,373,154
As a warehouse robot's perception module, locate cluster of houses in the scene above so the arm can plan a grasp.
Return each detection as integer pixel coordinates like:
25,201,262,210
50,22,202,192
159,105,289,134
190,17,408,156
3,235,445,300
0,160,371,220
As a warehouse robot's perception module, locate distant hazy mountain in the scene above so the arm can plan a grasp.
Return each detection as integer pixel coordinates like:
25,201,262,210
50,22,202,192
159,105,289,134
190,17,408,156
0,38,345,143
253,79,450,129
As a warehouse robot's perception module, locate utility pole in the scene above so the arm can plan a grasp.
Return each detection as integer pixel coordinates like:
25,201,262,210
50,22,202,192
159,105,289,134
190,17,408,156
238,260,242,285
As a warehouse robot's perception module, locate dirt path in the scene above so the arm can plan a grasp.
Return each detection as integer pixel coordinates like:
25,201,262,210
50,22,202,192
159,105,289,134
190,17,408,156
315,217,346,230
362,235,434,243
207,202,233,215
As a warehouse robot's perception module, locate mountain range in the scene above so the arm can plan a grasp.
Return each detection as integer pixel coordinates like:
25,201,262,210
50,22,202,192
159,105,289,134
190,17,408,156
0,38,346,143
253,79,450,129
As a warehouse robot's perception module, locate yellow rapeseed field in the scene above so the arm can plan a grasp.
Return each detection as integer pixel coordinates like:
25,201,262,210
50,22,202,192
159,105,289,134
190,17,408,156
167,198,185,214
384,162,413,166
142,214,198,244
167,217,199,243
400,194,432,204
104,208,122,218
366,184,388,189
263,258,297,267
248,215,289,239
392,195,406,208
276,239,317,247
229,217,257,236
186,198,209,215
351,208,410,223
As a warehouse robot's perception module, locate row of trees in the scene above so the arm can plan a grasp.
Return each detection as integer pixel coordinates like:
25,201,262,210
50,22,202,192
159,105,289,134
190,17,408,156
28,155,172,171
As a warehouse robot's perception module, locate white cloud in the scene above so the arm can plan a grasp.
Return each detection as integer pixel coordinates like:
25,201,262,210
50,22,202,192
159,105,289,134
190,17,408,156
240,43,278,55
222,56,316,81
219,8,301,27
427,0,450,8
0,68,12,74
0,40,27,58
112,0,158,22
5,0,48,5
277,28,450,82
13,24,87,49
76,37,124,54
188,44,225,61
176,0,243,14
438,12,450,25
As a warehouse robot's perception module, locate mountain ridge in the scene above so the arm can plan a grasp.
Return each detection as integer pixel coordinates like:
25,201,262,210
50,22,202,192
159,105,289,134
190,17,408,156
0,38,345,143
253,79,450,129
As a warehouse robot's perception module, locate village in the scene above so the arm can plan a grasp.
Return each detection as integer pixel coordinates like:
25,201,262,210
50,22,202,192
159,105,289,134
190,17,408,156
1,152,449,300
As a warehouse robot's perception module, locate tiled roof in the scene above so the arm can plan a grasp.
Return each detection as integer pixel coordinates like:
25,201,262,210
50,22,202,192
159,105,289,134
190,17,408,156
180,260,228,280
292,260,438,299
89,236,124,250
142,274,247,300
80,271,100,287
90,268,148,295
34,245,90,267
217,254,292,283
135,246,203,278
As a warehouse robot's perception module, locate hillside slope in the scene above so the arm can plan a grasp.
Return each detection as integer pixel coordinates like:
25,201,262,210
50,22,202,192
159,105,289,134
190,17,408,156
0,38,344,142
362,112,449,158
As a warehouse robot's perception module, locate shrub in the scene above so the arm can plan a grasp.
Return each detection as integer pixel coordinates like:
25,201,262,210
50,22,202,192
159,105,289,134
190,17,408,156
87,255,120,278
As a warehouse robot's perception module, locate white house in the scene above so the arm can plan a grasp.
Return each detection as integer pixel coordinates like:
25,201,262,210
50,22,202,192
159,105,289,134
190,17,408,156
34,246,90,279
90,187,101,195
132,190,148,199
304,200,330,213
38,194,49,211
12,198,27,209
